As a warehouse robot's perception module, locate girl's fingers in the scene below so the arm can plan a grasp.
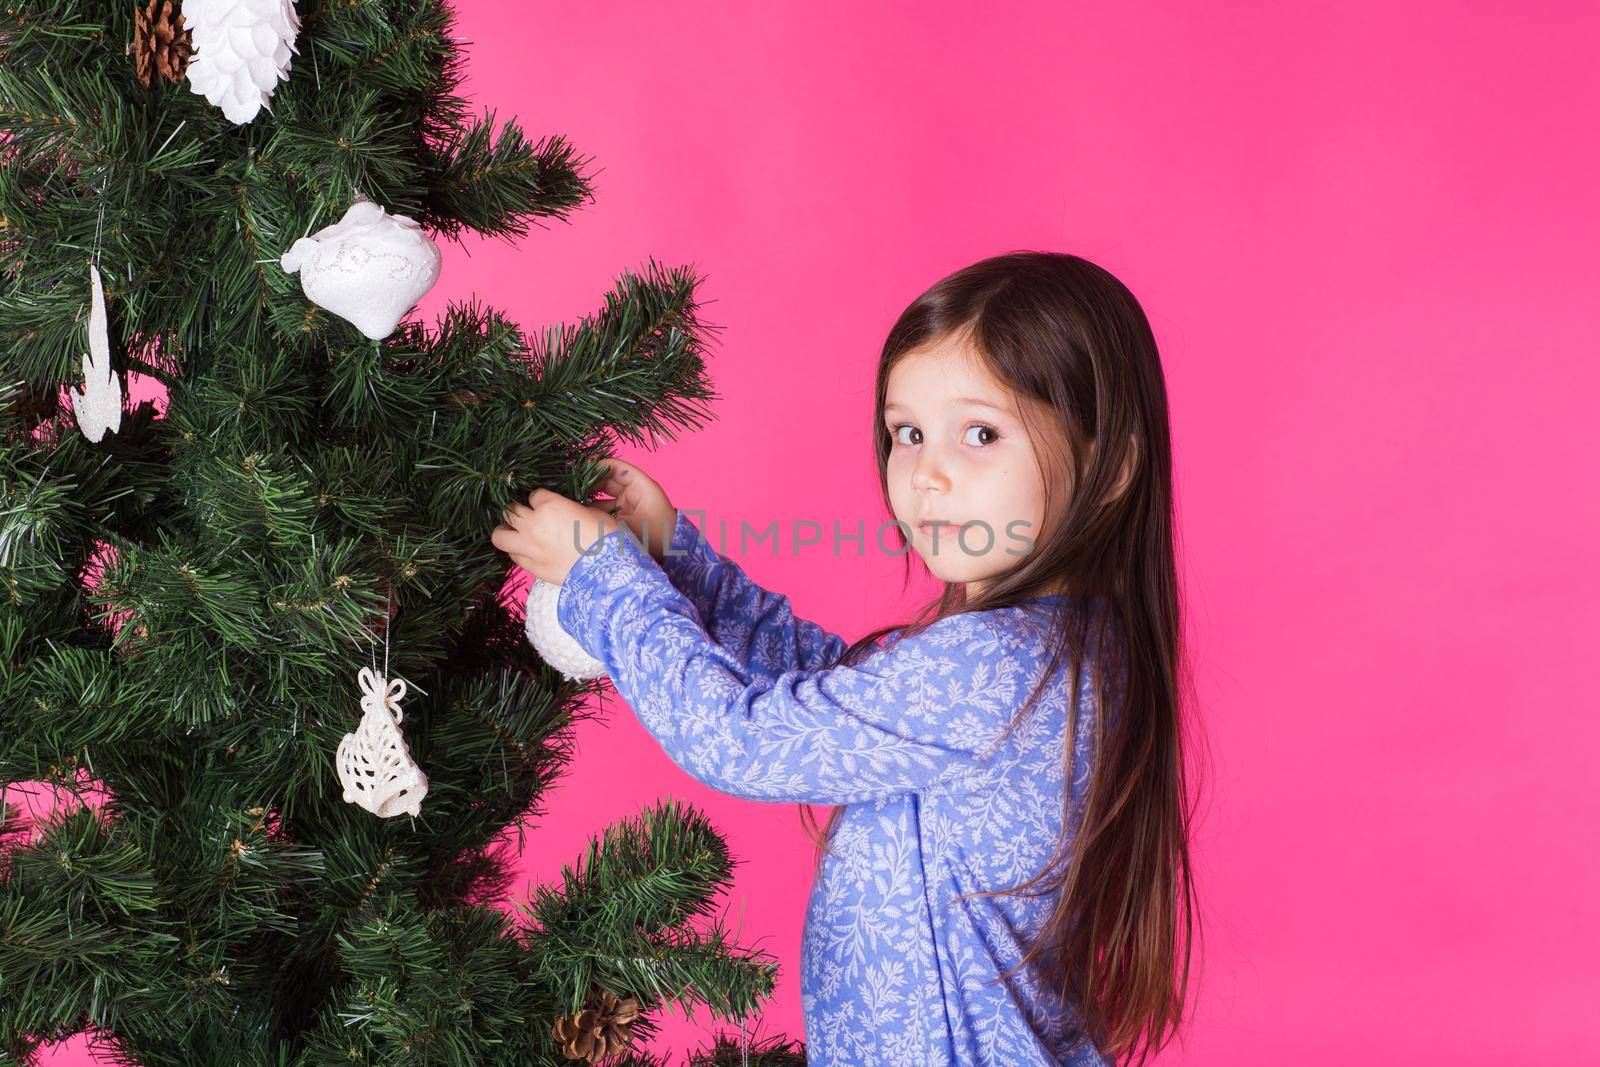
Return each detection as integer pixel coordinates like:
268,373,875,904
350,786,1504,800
490,525,520,554
596,469,631,496
598,460,637,493
595,476,634,509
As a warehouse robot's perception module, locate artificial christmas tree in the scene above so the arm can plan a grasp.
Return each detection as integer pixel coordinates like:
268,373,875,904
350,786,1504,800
0,1,804,1064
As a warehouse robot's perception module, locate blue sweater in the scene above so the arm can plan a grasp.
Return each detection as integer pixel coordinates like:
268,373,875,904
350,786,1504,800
552,513,1122,1066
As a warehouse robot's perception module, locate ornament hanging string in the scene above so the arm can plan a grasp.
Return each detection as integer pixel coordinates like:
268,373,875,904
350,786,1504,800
372,580,416,827
374,582,392,692
368,582,427,701
93,174,107,269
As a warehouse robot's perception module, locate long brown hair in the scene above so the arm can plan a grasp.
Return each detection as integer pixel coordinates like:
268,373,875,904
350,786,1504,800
798,251,1204,1065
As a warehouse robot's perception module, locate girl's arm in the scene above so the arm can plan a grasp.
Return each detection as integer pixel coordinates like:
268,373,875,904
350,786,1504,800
553,525,1027,805
653,510,849,683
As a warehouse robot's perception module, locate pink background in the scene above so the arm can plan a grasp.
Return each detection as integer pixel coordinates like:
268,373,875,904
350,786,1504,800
37,2,1599,1064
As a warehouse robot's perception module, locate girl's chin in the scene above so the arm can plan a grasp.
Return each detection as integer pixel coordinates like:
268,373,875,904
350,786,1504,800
917,558,973,583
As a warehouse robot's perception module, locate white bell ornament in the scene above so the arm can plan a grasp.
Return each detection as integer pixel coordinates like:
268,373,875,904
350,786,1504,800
524,578,607,682
280,199,442,340
336,666,429,818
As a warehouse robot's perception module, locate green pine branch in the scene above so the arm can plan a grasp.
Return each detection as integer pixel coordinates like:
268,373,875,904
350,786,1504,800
0,0,798,1061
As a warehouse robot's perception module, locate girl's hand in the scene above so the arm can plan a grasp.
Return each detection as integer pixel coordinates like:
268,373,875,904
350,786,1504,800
589,458,677,563
492,488,623,586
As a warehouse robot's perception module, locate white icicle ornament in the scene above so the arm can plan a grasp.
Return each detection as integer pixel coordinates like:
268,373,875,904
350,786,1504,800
336,666,429,818
524,579,607,682
183,0,301,125
280,200,443,340
70,262,123,443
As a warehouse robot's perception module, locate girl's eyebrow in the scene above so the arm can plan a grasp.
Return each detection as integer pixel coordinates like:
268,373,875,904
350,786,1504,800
884,397,1010,415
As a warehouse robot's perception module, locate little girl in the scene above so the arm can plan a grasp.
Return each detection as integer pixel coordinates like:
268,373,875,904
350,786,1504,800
492,251,1196,1067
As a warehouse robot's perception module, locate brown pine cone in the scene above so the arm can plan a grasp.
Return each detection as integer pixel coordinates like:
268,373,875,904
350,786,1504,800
551,990,642,1063
130,0,193,86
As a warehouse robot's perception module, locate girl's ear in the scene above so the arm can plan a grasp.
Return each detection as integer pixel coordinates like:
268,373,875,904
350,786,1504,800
1109,434,1138,502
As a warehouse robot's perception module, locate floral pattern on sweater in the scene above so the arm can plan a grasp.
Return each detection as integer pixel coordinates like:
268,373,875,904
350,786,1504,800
551,513,1123,1065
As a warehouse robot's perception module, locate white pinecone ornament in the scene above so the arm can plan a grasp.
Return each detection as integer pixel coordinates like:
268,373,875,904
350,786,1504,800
524,579,607,682
183,0,300,125
280,198,443,340
336,666,429,818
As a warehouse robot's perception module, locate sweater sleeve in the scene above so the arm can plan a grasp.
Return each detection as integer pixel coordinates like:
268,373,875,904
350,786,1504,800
653,510,850,682
554,525,1029,805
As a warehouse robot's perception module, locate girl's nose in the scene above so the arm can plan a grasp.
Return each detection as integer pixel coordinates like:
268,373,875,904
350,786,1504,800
911,449,952,494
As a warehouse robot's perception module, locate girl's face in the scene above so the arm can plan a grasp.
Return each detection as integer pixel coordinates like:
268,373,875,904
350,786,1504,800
883,333,1069,597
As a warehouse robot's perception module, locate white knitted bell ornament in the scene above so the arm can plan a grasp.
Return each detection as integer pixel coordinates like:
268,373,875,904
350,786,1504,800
280,199,442,340
183,0,301,125
524,578,607,682
336,666,429,818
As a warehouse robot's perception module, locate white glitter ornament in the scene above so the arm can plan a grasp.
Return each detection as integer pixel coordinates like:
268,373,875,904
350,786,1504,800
280,199,443,340
336,666,429,818
182,0,300,125
70,262,123,443
524,579,607,682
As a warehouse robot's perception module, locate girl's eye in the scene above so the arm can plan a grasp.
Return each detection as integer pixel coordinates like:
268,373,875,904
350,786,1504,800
891,424,921,447
887,423,1000,448
963,424,1000,447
